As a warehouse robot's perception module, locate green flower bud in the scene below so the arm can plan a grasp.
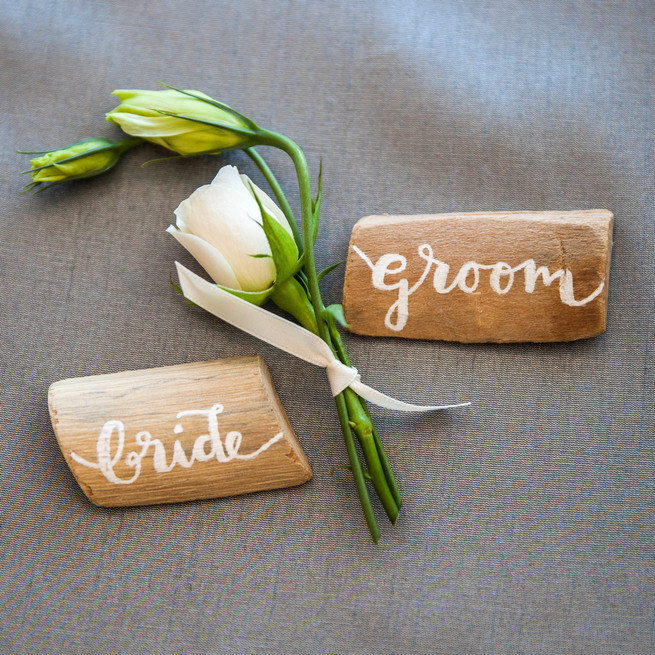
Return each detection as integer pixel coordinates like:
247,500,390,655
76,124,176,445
19,136,140,194
106,87,258,156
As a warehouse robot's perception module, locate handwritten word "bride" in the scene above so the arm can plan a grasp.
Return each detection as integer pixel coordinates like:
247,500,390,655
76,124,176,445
353,244,605,332
71,403,283,485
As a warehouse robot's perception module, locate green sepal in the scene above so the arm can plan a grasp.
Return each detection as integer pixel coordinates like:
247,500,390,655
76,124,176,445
249,181,299,285
170,273,272,308
317,260,344,282
21,181,58,196
16,137,113,159
245,147,301,253
153,110,257,139
321,303,349,329
15,149,53,155
270,277,318,334
141,154,188,167
158,83,259,131
222,285,274,307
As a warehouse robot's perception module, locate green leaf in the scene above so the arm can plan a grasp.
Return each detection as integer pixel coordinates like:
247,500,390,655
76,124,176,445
249,253,272,259
169,274,200,307
317,260,344,282
291,253,305,276
311,159,323,244
248,181,299,285
295,269,311,298
321,303,350,329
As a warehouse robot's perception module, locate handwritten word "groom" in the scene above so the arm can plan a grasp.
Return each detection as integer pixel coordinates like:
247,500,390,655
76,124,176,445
353,244,605,332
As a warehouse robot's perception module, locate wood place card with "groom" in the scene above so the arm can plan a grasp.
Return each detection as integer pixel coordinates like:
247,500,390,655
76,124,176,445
343,210,613,343
48,357,312,506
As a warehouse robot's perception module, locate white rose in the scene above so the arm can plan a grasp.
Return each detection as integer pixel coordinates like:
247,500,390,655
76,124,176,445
167,165,296,292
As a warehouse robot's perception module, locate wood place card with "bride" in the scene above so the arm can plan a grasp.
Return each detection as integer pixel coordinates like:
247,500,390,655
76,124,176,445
48,357,312,506
343,210,613,343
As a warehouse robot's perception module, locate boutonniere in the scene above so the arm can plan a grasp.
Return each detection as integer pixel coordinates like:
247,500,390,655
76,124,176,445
20,85,468,542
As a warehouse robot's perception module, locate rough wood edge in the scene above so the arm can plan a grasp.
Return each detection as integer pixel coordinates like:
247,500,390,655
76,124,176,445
48,356,261,392
255,356,313,483
352,209,614,231
48,385,97,503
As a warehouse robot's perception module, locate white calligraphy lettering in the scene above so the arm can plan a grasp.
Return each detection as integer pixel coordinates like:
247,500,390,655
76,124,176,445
354,244,605,332
70,402,283,484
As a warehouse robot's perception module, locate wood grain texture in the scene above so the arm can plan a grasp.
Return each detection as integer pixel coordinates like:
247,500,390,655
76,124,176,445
48,357,312,506
343,210,613,342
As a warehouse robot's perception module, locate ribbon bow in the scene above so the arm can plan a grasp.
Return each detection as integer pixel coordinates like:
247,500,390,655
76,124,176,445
176,263,470,412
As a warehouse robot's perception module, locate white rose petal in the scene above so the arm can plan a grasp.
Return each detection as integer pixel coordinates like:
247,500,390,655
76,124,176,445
166,225,241,290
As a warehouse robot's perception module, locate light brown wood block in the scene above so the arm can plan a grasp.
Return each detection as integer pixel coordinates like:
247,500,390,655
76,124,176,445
48,357,312,506
343,210,613,342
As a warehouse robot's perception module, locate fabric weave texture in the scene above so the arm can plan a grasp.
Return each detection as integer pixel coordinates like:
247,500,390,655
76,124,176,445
1,1,653,653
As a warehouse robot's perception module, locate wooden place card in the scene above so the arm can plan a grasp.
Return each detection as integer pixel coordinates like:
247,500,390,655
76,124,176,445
48,357,312,507
343,210,613,343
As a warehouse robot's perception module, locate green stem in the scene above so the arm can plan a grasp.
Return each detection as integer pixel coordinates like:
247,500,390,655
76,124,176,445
258,129,381,542
245,147,302,254
326,320,402,511
335,385,380,542
326,317,401,519
343,388,398,523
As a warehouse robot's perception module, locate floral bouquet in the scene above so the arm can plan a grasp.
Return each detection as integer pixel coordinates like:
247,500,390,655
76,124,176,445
20,86,466,542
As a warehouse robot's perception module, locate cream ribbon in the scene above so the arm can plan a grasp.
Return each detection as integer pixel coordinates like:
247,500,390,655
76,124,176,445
176,263,470,412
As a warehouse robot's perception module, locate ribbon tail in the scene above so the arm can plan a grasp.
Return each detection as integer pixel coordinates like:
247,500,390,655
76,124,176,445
349,378,471,412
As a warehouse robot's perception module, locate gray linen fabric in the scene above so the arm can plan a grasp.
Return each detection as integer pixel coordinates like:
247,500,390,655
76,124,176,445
1,1,653,653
